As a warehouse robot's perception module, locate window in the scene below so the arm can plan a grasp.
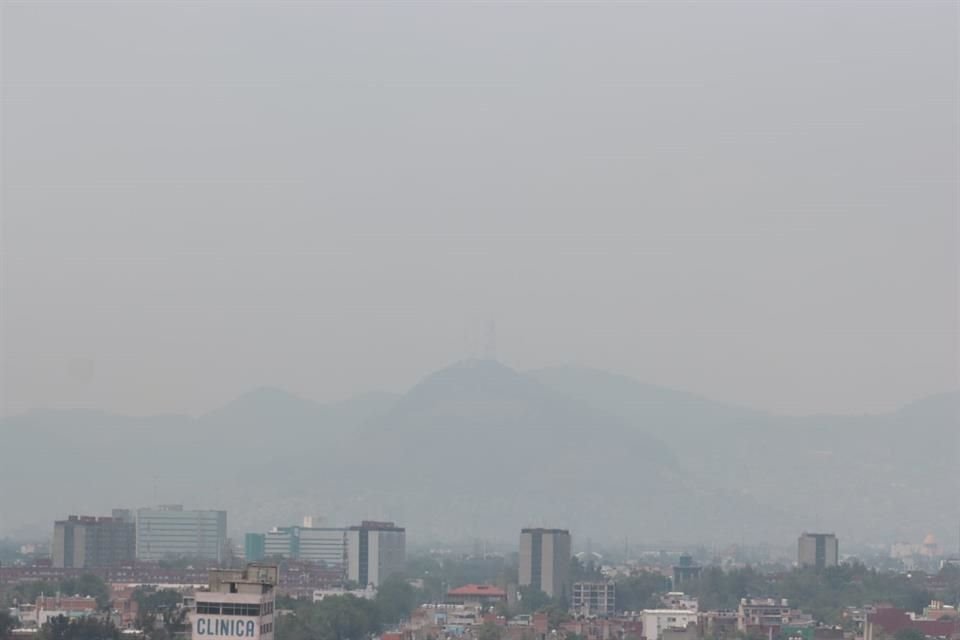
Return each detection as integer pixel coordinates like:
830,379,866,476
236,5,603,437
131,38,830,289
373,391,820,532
197,602,260,616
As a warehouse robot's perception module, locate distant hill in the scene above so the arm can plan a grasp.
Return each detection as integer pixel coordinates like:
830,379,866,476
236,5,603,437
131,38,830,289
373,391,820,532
0,388,395,537
1,361,956,547
531,366,960,547
233,359,793,543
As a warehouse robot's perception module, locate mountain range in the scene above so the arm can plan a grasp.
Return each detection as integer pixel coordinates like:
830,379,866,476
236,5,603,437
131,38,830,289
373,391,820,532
1,360,957,550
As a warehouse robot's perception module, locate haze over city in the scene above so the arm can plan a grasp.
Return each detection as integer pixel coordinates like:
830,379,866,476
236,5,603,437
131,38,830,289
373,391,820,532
2,1,956,421
0,5,959,640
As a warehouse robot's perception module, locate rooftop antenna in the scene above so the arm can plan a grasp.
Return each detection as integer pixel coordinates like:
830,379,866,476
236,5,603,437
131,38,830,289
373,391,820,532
483,319,497,361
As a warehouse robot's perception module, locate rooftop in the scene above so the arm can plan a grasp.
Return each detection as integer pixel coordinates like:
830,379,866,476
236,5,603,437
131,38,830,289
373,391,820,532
447,584,507,598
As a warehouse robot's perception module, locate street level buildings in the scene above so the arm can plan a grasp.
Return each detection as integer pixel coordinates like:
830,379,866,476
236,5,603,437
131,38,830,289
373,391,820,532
519,528,571,600
136,505,227,563
53,515,135,568
798,533,839,570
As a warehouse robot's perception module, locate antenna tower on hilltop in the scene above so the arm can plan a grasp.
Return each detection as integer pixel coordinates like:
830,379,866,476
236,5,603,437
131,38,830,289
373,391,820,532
483,320,497,361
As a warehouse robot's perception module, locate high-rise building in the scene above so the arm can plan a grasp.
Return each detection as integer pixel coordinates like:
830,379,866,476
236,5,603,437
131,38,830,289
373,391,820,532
798,533,839,569
346,521,405,587
245,526,347,570
519,528,571,600
191,564,277,640
136,505,227,563
52,515,135,568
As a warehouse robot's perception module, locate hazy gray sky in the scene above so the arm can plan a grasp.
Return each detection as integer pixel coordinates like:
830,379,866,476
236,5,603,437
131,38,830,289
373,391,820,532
1,1,957,417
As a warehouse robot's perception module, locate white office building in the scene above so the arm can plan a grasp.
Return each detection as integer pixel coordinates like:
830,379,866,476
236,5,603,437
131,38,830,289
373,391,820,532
298,528,348,566
191,565,277,640
248,526,347,570
136,505,227,562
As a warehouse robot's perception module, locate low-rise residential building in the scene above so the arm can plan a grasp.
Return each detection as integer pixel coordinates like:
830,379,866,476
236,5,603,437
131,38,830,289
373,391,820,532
660,593,698,612
737,598,791,632
864,607,960,640
701,610,739,638
109,585,141,628
312,586,376,602
641,610,699,640
32,595,98,627
737,598,812,638
446,585,507,607
409,603,485,635
923,601,957,620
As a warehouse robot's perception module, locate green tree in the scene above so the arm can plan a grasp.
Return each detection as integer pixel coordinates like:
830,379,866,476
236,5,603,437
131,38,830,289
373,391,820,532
570,557,601,583
6,581,59,606
6,575,111,611
544,605,571,630
281,594,381,640
40,616,121,640
133,587,181,615
893,630,925,640
516,587,551,614
58,575,111,610
615,572,670,612
0,611,15,640
477,621,502,640
375,576,416,624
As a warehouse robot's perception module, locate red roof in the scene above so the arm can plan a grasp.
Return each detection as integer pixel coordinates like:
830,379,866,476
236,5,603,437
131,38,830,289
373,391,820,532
447,584,507,598
869,608,960,638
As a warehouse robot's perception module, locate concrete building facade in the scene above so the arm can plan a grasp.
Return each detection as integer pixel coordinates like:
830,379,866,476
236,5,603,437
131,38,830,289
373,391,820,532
737,598,793,635
191,564,277,640
519,528,571,600
641,610,699,640
445,584,507,607
571,581,616,616
53,515,135,568
346,521,406,587
136,505,227,563
245,527,347,571
798,533,838,569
